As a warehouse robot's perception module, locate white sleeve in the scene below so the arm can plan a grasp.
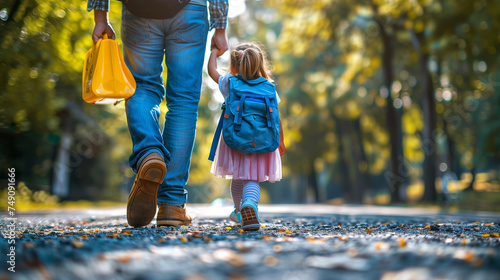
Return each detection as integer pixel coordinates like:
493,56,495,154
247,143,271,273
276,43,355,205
218,73,233,98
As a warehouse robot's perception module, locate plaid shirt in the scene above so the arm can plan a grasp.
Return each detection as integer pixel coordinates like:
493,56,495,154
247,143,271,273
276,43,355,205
87,0,228,29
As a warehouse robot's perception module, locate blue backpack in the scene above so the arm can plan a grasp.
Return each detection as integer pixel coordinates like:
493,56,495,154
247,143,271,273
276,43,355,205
209,75,280,161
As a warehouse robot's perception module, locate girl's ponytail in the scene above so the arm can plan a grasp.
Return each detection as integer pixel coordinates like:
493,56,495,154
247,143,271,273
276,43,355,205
231,42,273,82
239,48,262,80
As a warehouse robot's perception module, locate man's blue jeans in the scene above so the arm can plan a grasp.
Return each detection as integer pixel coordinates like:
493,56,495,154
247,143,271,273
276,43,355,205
122,4,208,206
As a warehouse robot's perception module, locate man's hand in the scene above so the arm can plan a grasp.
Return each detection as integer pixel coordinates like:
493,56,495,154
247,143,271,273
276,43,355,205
92,10,115,44
211,29,228,57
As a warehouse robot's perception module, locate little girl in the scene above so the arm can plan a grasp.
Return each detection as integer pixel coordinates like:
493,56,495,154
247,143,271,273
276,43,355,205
208,42,283,231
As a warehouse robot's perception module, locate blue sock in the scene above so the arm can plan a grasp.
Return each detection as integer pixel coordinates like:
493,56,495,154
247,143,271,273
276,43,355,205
242,181,260,204
231,180,244,211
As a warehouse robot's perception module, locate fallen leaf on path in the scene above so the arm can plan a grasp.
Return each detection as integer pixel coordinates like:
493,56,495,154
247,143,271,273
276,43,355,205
117,255,131,263
183,273,207,280
273,245,283,253
398,238,406,247
471,258,483,267
305,255,369,271
453,250,474,262
227,274,246,280
375,242,390,250
213,249,244,267
381,268,432,280
264,255,278,267
275,237,292,242
72,239,84,248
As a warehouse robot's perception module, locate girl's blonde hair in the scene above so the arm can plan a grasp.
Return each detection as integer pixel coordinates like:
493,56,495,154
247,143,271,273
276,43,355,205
230,42,273,82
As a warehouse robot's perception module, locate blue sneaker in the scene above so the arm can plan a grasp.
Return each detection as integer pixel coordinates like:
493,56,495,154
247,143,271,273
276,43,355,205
229,207,241,223
240,200,260,231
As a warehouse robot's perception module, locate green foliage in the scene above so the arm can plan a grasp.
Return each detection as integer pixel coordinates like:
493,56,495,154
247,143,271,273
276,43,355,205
0,0,130,201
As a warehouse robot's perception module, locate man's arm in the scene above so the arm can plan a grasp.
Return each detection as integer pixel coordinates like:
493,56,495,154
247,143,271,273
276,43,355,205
87,0,115,43
209,0,229,56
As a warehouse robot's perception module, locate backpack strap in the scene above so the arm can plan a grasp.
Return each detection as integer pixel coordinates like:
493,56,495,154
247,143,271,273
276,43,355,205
264,96,273,128
208,104,226,161
234,94,247,131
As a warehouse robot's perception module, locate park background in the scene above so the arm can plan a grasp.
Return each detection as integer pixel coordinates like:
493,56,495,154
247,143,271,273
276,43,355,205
0,0,499,211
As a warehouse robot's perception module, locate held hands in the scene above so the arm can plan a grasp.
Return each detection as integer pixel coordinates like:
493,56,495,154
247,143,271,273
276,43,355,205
92,10,116,44
211,29,228,57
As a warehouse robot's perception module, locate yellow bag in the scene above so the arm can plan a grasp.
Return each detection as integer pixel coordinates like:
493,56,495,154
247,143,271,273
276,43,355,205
82,34,136,104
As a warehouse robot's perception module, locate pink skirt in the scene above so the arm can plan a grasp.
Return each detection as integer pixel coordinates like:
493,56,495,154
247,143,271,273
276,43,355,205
210,137,282,182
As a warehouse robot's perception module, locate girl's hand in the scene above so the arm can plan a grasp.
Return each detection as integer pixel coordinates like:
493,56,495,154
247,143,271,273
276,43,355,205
211,29,228,57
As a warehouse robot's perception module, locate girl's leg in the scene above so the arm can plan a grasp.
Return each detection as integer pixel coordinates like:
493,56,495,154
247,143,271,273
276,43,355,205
242,181,260,204
231,179,244,211
240,181,261,231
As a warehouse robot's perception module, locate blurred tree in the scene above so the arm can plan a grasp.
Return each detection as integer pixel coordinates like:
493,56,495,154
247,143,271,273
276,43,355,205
268,0,500,203
0,0,131,200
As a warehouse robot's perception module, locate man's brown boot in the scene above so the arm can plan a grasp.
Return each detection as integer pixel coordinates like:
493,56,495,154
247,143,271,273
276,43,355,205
127,153,166,227
157,204,192,227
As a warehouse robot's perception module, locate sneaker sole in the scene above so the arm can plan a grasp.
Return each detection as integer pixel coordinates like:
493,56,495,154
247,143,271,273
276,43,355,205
240,206,260,231
127,158,166,227
229,216,239,223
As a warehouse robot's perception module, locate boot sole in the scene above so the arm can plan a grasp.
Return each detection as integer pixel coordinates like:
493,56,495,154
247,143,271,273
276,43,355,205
127,158,166,227
157,219,190,227
240,206,260,231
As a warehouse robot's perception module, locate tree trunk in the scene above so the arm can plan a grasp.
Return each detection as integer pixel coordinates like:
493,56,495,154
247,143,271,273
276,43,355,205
376,19,404,203
464,165,476,191
333,115,353,203
308,161,320,203
347,122,363,203
354,117,372,201
411,31,437,202
437,58,461,179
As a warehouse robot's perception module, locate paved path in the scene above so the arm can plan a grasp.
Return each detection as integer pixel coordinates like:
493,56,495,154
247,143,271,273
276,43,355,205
1,205,500,280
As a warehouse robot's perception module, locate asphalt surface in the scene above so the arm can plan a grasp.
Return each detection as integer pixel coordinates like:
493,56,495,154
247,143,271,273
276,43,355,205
1,204,500,280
